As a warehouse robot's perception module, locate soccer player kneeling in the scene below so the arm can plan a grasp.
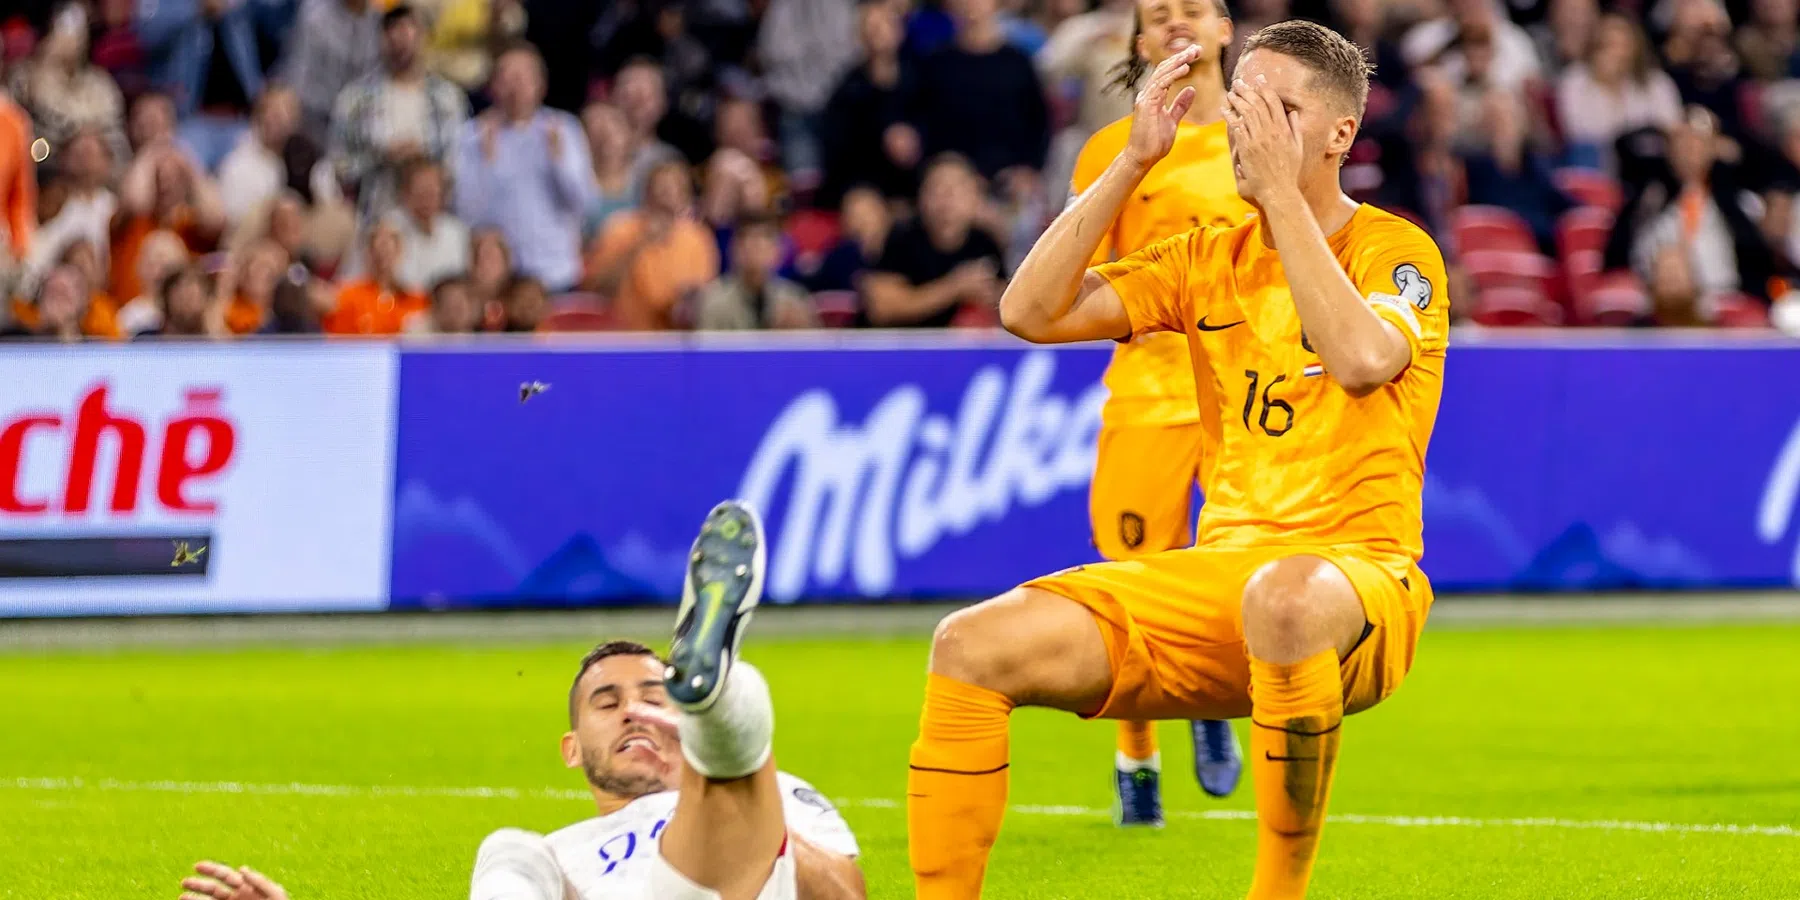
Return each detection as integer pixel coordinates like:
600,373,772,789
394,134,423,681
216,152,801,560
473,502,865,900
906,19,1449,900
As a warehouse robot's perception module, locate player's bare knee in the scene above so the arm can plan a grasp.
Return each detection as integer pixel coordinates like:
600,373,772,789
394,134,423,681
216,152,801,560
1241,556,1352,661
927,599,1016,692
928,589,1103,705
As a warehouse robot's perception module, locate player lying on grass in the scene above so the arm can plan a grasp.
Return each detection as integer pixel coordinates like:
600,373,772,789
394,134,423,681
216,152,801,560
179,501,864,900
472,501,863,900
907,19,1448,900
1076,0,1257,823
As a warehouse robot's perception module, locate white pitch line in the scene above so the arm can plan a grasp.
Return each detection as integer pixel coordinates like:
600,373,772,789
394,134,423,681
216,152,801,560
7,777,1796,838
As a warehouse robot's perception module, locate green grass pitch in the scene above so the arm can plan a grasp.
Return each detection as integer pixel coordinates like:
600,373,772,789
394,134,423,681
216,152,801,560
4,620,1800,898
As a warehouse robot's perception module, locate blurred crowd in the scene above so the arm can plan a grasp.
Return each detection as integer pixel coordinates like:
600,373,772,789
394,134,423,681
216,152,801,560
2,0,1799,341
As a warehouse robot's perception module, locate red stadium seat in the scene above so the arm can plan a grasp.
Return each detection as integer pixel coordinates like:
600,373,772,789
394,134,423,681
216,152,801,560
1715,293,1772,328
952,302,1001,329
812,290,859,328
1462,249,1559,308
1470,286,1564,326
542,309,617,332
551,292,606,314
1451,205,1540,256
1553,170,1624,213
1556,207,1614,257
1581,272,1650,325
786,210,841,257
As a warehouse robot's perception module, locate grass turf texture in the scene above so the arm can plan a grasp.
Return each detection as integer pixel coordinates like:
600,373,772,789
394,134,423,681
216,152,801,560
4,622,1799,899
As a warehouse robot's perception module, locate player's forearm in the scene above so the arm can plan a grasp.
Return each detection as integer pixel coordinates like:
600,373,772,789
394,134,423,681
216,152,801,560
1259,190,1405,396
998,153,1145,342
791,836,866,900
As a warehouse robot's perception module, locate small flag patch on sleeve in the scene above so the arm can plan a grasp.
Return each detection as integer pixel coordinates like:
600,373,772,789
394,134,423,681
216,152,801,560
1303,363,1325,378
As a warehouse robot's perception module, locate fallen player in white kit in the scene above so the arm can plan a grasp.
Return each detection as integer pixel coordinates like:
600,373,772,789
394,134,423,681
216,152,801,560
472,500,866,900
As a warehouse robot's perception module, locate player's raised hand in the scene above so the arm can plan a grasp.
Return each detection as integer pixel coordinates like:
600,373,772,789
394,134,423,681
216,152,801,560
1123,44,1203,171
1223,75,1303,203
180,861,289,900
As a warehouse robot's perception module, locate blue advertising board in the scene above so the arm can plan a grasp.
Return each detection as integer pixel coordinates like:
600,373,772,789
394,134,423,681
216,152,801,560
388,333,1800,607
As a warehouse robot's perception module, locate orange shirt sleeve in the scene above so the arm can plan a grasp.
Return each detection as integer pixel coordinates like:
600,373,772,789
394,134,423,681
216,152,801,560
584,214,641,285
1,106,33,260
1092,228,1196,338
1069,126,1120,267
1351,222,1451,369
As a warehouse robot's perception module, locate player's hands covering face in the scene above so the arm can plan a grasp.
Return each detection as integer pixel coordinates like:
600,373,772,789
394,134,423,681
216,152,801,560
1223,76,1303,203
1124,45,1202,170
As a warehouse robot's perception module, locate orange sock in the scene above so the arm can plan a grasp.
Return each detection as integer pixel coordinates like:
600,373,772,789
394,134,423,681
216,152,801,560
908,673,1014,900
1246,649,1344,900
1116,720,1158,763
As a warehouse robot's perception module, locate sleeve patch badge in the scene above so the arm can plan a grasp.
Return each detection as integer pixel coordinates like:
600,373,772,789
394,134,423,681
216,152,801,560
1394,263,1433,310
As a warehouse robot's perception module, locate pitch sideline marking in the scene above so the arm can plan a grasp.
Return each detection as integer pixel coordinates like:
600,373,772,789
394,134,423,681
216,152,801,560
6,776,1796,838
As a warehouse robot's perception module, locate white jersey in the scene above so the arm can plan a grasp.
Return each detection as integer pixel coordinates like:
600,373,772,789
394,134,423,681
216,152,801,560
547,772,859,900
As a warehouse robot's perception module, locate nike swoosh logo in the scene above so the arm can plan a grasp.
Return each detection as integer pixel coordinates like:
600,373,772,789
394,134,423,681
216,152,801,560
1196,316,1245,332
1139,187,1174,203
1264,753,1320,762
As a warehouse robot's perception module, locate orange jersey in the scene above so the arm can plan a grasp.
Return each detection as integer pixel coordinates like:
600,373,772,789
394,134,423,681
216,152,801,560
1095,204,1451,568
1072,116,1254,428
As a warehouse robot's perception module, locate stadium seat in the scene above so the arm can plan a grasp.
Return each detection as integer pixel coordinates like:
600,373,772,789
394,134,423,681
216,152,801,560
952,302,1001,329
1553,169,1624,213
1470,286,1564,326
1462,249,1559,305
1580,272,1650,326
1715,293,1773,328
812,290,859,328
551,292,606,314
785,210,841,257
1556,207,1614,257
1450,205,1541,256
542,309,616,332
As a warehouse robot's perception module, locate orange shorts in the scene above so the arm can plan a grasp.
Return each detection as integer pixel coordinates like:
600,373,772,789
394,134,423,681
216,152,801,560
1024,544,1433,721
1089,422,1204,560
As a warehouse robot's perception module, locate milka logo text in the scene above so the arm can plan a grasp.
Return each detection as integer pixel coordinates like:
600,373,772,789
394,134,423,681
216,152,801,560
738,351,1106,601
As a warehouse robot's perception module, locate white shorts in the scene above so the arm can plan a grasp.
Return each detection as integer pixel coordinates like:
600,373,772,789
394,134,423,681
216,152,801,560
646,836,796,900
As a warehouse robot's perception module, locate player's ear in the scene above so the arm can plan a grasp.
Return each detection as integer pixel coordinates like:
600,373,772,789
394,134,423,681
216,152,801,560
1326,114,1358,162
560,731,581,769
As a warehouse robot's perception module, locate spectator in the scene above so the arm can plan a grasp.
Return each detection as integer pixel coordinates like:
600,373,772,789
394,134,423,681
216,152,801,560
111,144,225,301
285,0,384,144
57,238,122,337
1662,0,1750,144
699,96,775,230
0,263,88,341
1226,0,1289,71
218,86,300,226
1533,0,1599,75
28,130,115,282
801,183,889,293
468,225,513,328
1036,0,1132,208
581,101,641,239
499,273,546,331
1557,14,1682,170
408,272,480,333
454,42,593,291
595,0,716,163
115,228,192,335
819,0,921,206
862,153,1005,327
136,0,274,172
265,268,328,333
329,3,470,223
216,238,289,333
1461,90,1574,251
910,0,1051,182
0,91,34,270
1611,107,1776,322
382,158,468,294
325,219,426,333
417,0,528,92
611,60,684,191
126,91,193,161
583,158,718,329
756,0,859,189
1736,0,1800,81
696,210,816,329
1402,0,1544,93
138,264,216,338
8,3,130,168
